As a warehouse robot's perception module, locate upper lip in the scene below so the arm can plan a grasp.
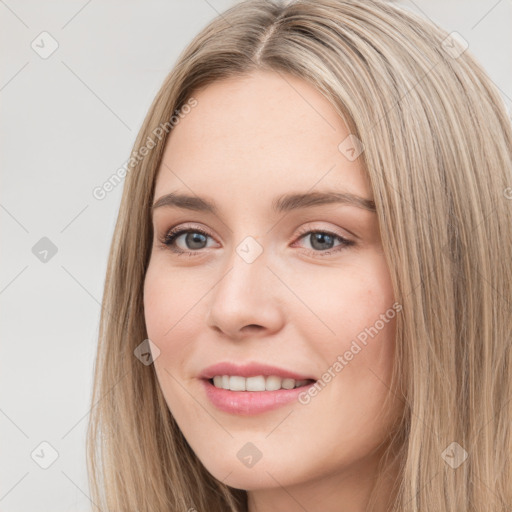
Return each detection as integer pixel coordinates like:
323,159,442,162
199,362,317,381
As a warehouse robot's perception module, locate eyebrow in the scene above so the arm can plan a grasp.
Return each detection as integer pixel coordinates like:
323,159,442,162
151,190,376,214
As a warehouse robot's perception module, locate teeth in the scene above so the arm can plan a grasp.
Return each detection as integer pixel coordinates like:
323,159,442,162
211,375,312,391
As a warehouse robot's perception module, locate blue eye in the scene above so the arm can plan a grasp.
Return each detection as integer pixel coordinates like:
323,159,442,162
162,227,213,255
160,226,355,257
297,231,353,253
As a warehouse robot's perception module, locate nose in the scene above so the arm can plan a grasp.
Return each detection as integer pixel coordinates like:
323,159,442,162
205,244,285,341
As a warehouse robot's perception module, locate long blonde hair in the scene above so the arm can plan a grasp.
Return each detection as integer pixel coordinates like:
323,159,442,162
86,0,512,510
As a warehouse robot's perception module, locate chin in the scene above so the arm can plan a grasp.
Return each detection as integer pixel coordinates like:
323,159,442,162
200,453,297,490
214,469,281,491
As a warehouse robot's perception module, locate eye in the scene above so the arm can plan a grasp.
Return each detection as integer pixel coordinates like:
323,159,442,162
160,226,216,255
293,227,355,257
159,225,355,257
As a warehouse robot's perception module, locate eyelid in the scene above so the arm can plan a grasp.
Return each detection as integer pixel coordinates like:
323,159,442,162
162,223,218,245
294,223,354,242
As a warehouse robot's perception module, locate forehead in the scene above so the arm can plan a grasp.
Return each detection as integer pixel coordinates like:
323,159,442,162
154,70,371,203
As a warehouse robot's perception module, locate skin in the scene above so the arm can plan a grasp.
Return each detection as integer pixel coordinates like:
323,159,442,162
143,69,403,512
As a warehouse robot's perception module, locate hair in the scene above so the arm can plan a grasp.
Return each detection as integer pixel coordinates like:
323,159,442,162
86,0,512,510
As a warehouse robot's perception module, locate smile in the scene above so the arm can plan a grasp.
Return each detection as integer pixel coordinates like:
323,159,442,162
210,375,314,391
201,378,317,415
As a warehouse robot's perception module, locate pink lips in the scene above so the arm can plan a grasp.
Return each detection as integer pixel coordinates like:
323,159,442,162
198,361,317,415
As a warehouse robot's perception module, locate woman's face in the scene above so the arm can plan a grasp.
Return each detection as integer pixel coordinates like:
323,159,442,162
144,70,402,509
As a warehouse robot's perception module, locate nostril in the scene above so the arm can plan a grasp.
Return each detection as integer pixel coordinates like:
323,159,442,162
242,324,263,332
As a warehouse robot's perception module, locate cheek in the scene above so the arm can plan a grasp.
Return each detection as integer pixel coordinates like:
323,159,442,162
144,259,200,328
143,261,201,361
295,253,395,347
143,263,202,414
143,267,172,342
308,253,397,391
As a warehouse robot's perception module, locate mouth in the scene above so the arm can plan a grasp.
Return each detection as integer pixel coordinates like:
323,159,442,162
201,376,318,415
198,362,318,414
206,375,317,392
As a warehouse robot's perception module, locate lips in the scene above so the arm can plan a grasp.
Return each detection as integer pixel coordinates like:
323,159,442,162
198,361,317,381
201,378,316,415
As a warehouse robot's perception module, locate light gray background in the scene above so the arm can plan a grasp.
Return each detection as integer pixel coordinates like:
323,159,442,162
1,1,510,510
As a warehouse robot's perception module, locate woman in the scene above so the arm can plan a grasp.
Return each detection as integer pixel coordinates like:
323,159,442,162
86,0,512,510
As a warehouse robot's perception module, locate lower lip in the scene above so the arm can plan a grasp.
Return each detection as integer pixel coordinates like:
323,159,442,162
201,378,316,415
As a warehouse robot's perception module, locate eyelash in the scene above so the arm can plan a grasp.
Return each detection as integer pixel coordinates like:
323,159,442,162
159,224,355,258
